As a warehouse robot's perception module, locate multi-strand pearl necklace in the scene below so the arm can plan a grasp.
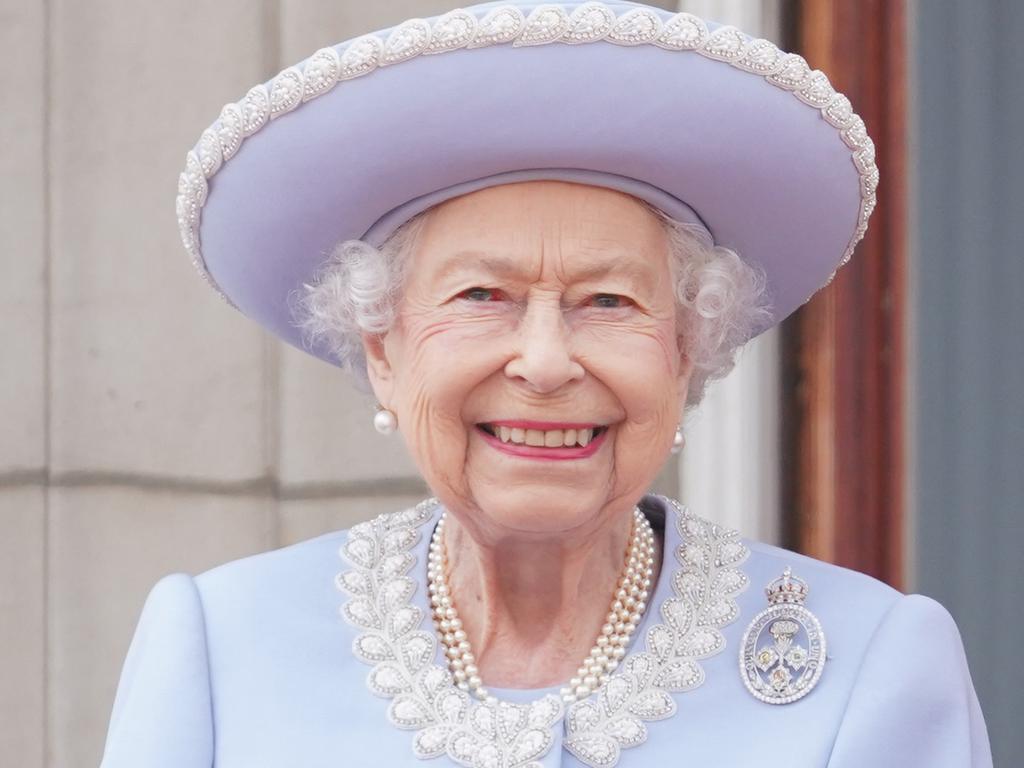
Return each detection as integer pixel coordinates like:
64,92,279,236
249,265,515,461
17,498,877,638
427,508,656,705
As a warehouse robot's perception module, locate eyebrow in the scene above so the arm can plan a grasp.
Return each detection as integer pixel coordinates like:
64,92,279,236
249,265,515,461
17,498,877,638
436,250,657,292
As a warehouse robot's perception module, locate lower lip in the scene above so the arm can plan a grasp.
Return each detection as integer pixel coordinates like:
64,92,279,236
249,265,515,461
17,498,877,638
476,426,609,461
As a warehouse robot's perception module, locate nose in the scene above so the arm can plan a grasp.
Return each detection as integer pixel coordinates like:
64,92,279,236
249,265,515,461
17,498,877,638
503,299,585,393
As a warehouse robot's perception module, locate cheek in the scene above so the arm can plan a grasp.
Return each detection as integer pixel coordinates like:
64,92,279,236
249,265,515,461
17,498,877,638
576,319,681,411
388,312,514,482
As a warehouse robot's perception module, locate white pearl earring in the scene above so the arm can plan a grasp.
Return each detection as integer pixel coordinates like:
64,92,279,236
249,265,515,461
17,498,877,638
670,424,684,454
373,405,397,435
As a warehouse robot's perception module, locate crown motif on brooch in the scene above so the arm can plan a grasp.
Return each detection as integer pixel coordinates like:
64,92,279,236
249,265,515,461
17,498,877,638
765,567,809,605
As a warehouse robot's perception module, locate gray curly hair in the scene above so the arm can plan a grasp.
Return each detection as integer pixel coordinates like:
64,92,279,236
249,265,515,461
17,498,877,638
290,200,772,410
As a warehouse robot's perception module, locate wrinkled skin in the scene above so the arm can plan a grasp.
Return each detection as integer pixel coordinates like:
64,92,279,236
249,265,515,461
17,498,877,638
363,180,693,687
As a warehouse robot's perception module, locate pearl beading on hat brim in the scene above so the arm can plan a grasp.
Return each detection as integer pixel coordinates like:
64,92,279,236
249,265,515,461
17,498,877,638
177,2,878,309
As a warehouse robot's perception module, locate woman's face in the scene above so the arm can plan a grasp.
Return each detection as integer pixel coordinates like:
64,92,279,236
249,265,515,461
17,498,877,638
363,180,693,541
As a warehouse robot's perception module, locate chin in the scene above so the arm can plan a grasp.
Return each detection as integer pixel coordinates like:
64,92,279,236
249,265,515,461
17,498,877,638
467,486,606,537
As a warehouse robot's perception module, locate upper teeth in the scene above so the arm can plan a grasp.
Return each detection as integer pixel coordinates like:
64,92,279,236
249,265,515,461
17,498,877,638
490,425,598,447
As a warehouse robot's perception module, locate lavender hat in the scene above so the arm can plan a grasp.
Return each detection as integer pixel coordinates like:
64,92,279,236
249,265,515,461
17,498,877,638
176,0,877,365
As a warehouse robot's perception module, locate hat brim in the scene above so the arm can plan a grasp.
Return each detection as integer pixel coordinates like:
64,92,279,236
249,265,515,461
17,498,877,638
178,1,877,366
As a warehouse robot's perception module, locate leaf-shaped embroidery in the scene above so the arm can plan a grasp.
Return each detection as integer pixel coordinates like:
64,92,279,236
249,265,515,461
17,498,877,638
343,536,377,570
302,47,340,101
767,53,812,89
605,715,647,745
335,569,371,597
353,633,393,662
215,103,243,161
413,723,452,758
678,542,707,570
646,624,674,661
239,85,269,136
389,694,433,728
736,38,784,74
339,35,382,80
716,538,746,567
652,659,704,692
711,568,748,596
660,597,693,631
473,742,502,768
468,6,525,48
515,5,570,47
701,597,738,626
509,727,552,764
627,689,675,720
600,675,632,716
447,730,484,765
677,625,724,658
497,701,528,742
379,576,415,613
425,9,477,54
378,552,414,580
702,26,747,61
526,696,562,728
655,12,708,50
342,597,381,630
564,2,615,43
566,699,602,734
382,527,419,555
622,652,657,687
368,662,410,696
400,631,435,672
435,688,469,724
608,8,662,45
381,19,431,65
268,67,303,118
469,703,497,739
418,665,452,701
673,569,705,603
565,733,620,767
387,605,421,640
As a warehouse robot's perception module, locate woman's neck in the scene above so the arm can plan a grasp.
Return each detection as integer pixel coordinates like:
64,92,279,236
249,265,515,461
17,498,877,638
441,508,663,689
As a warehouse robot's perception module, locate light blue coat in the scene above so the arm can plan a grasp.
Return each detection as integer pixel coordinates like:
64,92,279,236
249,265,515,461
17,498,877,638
99,495,992,767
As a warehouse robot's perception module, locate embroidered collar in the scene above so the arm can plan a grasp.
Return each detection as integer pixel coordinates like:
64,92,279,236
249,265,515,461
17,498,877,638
336,495,750,767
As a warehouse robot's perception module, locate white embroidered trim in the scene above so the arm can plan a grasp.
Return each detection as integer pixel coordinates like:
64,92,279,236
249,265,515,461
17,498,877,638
177,2,878,309
336,495,750,767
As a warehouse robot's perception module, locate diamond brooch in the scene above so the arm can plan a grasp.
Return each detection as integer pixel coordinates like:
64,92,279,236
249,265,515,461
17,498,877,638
739,567,826,704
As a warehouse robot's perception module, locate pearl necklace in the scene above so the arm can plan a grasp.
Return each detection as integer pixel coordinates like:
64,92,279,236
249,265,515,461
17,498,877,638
427,508,656,705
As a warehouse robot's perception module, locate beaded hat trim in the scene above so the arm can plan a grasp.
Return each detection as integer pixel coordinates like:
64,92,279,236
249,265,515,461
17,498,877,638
176,2,877,310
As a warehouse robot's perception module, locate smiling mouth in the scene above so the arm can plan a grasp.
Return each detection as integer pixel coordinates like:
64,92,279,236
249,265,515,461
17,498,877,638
476,423,609,448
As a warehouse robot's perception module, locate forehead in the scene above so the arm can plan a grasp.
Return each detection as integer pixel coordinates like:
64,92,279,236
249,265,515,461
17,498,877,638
411,181,670,283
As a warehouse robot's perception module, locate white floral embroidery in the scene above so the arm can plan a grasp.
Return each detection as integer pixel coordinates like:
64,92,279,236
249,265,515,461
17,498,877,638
336,495,750,767
563,496,750,766
177,1,878,308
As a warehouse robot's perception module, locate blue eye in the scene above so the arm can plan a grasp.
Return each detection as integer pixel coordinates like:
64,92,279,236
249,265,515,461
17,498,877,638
458,287,503,302
591,293,629,308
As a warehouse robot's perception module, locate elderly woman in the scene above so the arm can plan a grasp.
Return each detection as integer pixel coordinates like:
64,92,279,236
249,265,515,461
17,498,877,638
102,2,991,767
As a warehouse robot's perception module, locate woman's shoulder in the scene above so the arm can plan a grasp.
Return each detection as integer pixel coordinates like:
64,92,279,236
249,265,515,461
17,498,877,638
736,534,963,641
741,536,903,605
188,525,353,612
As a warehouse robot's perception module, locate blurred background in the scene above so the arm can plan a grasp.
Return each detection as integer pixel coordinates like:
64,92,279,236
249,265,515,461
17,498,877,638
1,0,1020,765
